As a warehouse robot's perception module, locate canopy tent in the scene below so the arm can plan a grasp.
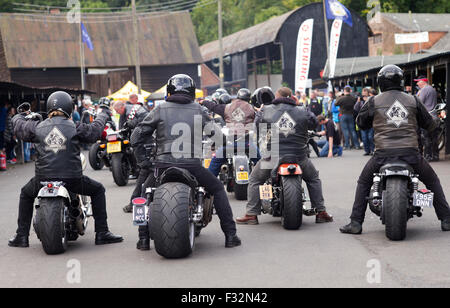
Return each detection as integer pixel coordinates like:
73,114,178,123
155,85,204,99
108,81,151,101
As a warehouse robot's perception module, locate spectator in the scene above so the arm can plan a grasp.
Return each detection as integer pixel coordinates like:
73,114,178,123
4,107,17,164
307,91,324,117
316,115,343,158
415,76,439,161
299,93,308,106
354,88,374,156
72,105,81,124
336,86,360,150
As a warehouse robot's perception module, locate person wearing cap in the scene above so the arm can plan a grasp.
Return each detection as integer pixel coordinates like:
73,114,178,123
415,76,439,162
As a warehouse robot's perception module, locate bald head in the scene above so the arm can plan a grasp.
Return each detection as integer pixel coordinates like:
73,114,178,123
114,101,126,115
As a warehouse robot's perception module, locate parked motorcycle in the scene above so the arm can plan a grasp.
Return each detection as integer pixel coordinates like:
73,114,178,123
33,154,92,255
259,155,315,230
432,101,446,152
88,121,116,170
132,167,214,259
107,127,139,186
368,162,433,241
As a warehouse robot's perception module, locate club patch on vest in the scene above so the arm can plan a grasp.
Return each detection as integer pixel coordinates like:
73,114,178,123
44,127,67,153
386,100,409,128
275,112,296,137
231,107,246,123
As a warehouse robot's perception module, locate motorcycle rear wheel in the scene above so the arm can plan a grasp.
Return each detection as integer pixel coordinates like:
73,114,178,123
280,176,303,230
35,197,68,255
88,143,104,170
384,177,409,241
111,153,130,186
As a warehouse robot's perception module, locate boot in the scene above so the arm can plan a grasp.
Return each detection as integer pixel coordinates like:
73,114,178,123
137,225,150,251
340,220,363,235
236,215,258,225
123,204,132,213
8,234,29,248
225,234,241,248
316,211,334,223
95,231,123,245
442,219,450,231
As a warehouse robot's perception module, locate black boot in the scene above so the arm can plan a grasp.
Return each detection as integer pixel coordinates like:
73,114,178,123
137,225,150,251
340,220,363,235
95,231,123,245
8,234,29,248
123,204,133,213
442,219,450,231
225,234,241,248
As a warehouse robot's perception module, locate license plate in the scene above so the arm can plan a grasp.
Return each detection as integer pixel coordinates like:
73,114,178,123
204,159,211,169
133,203,148,226
413,191,434,208
237,172,249,181
107,141,121,153
259,184,273,200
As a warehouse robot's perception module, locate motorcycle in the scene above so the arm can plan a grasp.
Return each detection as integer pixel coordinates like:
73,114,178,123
259,154,316,230
132,166,215,259
106,127,139,186
218,127,253,201
368,162,433,241
432,101,446,152
33,154,92,255
88,121,116,170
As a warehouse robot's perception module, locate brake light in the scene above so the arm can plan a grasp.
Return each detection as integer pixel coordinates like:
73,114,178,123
278,164,302,175
101,130,107,139
132,198,147,205
47,183,53,188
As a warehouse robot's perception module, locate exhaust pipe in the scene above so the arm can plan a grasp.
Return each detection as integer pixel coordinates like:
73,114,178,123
69,207,86,235
221,165,228,173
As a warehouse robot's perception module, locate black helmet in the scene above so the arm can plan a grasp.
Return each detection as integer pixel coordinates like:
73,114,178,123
219,93,232,105
98,97,111,108
377,65,404,92
250,87,275,108
47,91,73,117
237,88,251,102
166,74,196,98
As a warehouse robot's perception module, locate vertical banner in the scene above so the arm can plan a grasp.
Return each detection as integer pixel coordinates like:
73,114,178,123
328,19,343,79
295,19,314,93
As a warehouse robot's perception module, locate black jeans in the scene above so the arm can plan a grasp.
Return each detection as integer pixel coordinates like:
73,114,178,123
17,176,109,236
130,167,152,204
138,170,157,240
157,165,237,236
422,128,439,160
350,155,450,224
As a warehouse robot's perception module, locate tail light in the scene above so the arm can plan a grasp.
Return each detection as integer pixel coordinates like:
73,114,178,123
278,164,302,175
107,134,118,142
132,198,147,205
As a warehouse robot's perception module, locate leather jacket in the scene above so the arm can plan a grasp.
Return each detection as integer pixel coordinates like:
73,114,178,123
13,111,109,179
357,90,437,154
131,94,214,167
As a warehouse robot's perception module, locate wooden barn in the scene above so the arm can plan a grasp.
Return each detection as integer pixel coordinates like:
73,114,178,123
200,2,370,94
0,11,203,98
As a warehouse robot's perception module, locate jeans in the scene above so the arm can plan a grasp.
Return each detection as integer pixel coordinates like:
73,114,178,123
208,141,261,177
16,176,109,236
246,158,326,215
340,114,360,149
361,128,375,154
317,140,343,157
422,128,439,160
349,155,450,224
129,167,152,204
23,142,31,162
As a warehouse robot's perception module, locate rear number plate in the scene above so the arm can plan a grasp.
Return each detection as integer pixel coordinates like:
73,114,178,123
203,159,211,169
413,191,434,208
259,184,273,200
133,204,148,226
237,172,249,181
107,141,121,153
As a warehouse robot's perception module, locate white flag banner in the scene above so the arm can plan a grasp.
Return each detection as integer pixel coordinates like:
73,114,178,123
295,19,314,93
328,19,343,79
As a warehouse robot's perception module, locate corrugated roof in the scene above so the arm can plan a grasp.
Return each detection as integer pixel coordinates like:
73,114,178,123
428,32,450,53
0,11,202,68
200,10,294,62
326,52,442,79
381,13,450,32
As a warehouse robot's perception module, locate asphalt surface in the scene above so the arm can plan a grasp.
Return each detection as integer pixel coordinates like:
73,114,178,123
1,150,450,288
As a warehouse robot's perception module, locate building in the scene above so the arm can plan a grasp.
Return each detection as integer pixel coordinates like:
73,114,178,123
200,2,369,94
369,12,450,56
0,11,203,97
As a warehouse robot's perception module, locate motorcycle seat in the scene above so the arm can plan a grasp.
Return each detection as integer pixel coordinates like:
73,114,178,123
380,162,414,174
158,167,199,191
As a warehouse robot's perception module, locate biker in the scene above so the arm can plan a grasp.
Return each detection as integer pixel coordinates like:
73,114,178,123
131,74,241,248
98,97,116,131
236,87,334,225
340,65,450,234
201,88,260,177
8,91,123,248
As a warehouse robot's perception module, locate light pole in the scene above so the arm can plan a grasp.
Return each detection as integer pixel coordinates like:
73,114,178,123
218,0,224,88
132,0,142,94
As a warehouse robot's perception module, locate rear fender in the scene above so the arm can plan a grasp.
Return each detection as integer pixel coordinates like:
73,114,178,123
38,183,71,201
278,164,302,176
233,155,250,184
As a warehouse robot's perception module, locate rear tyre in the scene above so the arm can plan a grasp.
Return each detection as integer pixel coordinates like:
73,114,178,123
384,177,409,241
234,183,248,200
151,183,195,259
280,176,303,230
111,153,129,186
88,143,104,170
35,198,67,255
